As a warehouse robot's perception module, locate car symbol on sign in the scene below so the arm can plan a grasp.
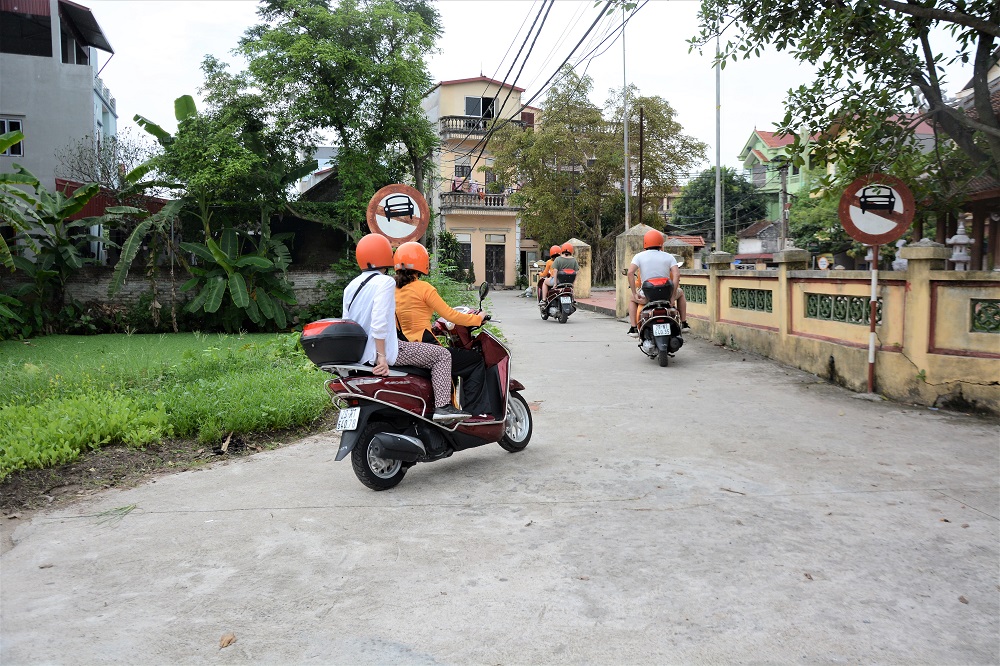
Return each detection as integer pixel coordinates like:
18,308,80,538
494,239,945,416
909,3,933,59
383,194,415,220
858,185,896,213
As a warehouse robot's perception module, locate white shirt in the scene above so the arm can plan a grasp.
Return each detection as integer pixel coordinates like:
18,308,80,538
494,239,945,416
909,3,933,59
630,249,678,281
342,270,399,365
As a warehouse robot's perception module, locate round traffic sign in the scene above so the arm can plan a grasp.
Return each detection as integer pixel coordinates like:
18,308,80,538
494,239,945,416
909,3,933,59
838,174,915,245
366,184,430,245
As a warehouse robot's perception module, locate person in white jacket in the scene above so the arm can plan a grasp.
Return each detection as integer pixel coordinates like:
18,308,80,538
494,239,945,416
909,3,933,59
343,233,468,421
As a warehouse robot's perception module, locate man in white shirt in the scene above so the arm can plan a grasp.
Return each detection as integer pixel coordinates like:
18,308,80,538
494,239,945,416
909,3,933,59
344,234,467,421
625,229,689,337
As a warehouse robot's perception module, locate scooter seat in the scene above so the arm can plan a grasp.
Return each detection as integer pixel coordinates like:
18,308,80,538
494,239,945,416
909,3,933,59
390,365,432,379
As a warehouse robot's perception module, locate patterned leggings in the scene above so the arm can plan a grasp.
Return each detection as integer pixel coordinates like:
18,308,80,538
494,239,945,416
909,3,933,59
395,341,453,407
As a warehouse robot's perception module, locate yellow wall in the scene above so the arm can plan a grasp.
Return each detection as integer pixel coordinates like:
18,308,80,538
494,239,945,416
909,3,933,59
683,247,1000,415
445,214,518,286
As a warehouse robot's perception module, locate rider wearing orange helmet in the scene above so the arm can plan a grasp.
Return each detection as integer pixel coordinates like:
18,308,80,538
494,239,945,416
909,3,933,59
343,234,466,421
393,241,490,415
541,241,580,305
537,244,561,304
625,229,689,337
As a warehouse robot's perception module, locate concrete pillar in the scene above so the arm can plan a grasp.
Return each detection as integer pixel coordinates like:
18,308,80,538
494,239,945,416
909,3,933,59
663,238,693,269
898,240,950,372
706,251,733,334
773,249,810,337
566,237,591,298
615,224,654,318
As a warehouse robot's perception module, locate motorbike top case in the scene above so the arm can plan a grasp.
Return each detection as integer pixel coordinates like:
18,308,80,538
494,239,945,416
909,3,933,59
555,268,577,285
641,277,673,303
301,319,367,366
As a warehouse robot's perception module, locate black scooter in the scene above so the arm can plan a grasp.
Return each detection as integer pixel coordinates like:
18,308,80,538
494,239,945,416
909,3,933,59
539,269,577,324
636,277,684,367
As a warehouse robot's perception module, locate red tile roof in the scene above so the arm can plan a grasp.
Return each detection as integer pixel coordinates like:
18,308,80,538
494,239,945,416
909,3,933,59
756,130,796,148
666,235,706,247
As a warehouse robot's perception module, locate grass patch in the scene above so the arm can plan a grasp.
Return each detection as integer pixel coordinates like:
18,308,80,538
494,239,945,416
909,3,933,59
0,332,331,479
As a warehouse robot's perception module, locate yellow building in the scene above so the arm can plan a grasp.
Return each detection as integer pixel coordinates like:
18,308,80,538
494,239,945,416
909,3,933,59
422,76,540,286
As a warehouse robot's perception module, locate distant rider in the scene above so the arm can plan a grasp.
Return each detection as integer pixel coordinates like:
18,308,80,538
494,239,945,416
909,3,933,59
537,244,561,306
541,242,580,305
625,229,689,337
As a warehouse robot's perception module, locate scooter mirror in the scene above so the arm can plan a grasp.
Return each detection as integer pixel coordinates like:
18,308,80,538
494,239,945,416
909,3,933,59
479,281,490,303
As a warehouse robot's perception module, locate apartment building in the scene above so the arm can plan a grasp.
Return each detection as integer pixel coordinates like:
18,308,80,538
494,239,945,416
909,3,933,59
0,0,116,190
422,76,539,286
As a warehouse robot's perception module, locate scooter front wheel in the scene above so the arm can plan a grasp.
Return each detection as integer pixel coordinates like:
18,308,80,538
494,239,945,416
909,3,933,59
540,306,549,320
499,391,533,452
352,422,407,490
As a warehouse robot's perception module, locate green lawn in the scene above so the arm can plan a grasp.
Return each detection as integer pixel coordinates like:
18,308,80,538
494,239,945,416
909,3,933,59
0,332,332,479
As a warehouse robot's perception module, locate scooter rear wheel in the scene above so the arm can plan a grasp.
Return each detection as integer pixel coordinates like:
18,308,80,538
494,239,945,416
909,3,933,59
558,310,567,324
657,349,670,367
499,391,532,452
352,422,407,490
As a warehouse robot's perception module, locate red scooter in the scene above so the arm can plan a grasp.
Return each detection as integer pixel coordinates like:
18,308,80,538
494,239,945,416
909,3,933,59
636,277,684,367
539,269,577,324
301,283,533,490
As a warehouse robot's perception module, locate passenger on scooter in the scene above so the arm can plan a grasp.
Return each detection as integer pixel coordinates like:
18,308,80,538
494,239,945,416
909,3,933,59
541,242,580,305
537,245,561,306
626,229,689,338
343,234,468,422
392,241,491,417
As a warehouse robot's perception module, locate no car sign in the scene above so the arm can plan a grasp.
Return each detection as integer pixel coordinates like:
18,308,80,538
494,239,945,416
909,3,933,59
838,174,915,246
366,184,430,246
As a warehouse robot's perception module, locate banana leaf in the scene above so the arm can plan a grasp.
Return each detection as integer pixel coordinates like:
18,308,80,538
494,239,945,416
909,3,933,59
203,276,226,313
228,273,249,308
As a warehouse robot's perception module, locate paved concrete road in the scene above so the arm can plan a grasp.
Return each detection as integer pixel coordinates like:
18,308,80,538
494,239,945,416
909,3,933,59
3,290,998,665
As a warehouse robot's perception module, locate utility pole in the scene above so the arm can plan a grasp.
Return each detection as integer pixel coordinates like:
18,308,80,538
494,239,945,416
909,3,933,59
623,5,630,230
638,106,644,228
713,33,722,252
778,159,789,250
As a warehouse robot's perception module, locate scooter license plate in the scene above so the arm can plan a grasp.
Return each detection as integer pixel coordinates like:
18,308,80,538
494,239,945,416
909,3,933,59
560,295,572,304
652,323,671,337
335,407,360,431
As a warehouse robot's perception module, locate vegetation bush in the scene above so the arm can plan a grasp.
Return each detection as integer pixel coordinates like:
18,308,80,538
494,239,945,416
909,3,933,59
0,332,330,479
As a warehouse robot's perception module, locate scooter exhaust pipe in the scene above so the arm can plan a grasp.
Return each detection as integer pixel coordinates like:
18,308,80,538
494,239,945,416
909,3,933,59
370,433,426,462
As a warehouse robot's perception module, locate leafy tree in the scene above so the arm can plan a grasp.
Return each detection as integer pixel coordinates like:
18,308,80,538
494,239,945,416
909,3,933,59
125,94,312,331
788,188,853,256
670,167,768,244
692,0,1000,182
55,129,157,200
237,0,441,235
606,85,708,221
490,68,705,282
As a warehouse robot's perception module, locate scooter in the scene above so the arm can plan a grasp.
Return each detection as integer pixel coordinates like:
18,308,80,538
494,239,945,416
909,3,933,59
636,277,684,367
539,269,577,324
301,283,533,490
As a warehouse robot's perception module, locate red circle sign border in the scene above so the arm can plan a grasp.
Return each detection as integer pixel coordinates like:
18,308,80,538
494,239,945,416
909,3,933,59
366,184,430,246
837,173,915,246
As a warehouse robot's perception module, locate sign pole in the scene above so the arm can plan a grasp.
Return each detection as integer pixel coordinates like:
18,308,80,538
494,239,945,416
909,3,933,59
867,244,879,393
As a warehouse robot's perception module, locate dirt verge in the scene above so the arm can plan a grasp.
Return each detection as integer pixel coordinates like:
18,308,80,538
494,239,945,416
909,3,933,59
0,413,338,554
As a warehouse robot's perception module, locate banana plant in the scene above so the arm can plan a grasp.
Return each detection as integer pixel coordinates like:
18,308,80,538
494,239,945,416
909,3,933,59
127,94,314,331
0,161,107,315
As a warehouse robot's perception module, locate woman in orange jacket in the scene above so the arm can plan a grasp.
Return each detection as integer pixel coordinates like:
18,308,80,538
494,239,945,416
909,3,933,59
393,241,491,416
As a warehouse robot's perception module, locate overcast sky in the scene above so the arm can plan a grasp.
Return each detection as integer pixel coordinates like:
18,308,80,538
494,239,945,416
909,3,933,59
84,0,972,173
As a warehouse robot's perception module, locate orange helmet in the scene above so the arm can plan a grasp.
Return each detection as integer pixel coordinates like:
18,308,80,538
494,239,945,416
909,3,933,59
549,245,561,258
393,241,430,275
561,242,574,255
356,233,393,270
643,229,664,250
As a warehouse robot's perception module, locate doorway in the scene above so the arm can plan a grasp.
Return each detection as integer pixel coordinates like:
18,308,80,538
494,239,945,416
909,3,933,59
485,244,505,285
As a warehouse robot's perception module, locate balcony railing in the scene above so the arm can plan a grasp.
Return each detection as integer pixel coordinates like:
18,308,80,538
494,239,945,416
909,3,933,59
440,191,519,212
439,115,525,138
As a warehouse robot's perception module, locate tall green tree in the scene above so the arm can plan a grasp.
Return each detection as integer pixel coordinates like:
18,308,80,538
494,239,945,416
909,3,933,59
489,68,705,282
670,167,768,244
238,0,441,235
692,0,1000,183
606,85,708,221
